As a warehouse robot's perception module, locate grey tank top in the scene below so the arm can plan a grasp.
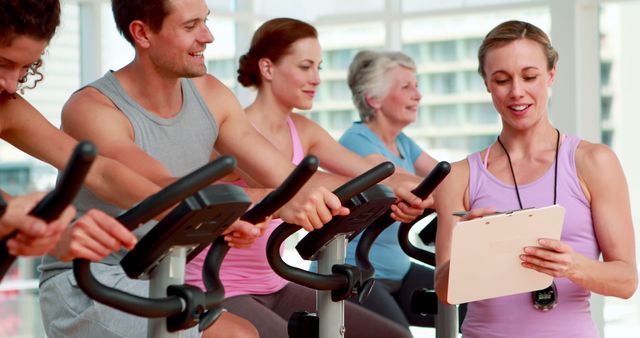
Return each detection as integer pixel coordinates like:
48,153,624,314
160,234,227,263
39,71,219,282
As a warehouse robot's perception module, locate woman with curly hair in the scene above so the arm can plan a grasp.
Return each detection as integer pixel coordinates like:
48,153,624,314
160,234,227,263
0,0,142,263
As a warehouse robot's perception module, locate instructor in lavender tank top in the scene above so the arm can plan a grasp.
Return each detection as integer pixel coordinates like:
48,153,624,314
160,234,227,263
433,20,637,338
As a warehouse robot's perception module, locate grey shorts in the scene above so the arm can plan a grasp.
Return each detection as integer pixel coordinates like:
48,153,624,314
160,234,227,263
39,264,199,338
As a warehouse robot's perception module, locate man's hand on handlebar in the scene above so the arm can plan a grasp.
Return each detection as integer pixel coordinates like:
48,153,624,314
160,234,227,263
50,209,137,262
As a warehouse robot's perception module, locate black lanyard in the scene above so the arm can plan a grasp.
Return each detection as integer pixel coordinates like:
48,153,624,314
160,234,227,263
496,128,560,209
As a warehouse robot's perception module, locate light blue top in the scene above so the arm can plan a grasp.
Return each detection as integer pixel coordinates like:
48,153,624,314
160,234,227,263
340,122,422,281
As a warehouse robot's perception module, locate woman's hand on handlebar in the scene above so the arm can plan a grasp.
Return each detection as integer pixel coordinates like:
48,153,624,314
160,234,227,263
223,219,265,248
389,184,432,223
50,209,137,262
3,192,72,256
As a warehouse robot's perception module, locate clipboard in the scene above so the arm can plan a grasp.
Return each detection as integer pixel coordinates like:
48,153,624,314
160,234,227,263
447,204,565,304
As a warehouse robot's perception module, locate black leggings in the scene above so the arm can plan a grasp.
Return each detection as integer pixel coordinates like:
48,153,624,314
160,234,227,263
221,282,412,338
351,262,435,328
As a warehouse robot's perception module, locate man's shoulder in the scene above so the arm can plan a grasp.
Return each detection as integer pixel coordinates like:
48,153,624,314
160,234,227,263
190,73,229,94
65,85,115,113
189,73,240,115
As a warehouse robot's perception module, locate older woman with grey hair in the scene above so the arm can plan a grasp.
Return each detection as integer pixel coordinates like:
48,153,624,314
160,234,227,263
339,50,439,330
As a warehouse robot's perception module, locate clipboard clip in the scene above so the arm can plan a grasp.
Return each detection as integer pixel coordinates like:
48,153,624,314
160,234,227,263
452,206,536,217
501,207,536,215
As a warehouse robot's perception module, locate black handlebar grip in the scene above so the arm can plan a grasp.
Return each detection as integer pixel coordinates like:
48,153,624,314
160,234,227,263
410,161,451,198
31,141,97,221
242,155,319,224
0,141,97,279
117,156,236,230
333,161,395,204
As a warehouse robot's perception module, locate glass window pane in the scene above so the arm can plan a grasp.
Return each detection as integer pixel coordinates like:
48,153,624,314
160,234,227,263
428,40,457,62
207,58,236,80
328,110,357,130
465,103,498,125
323,49,359,71
600,61,612,87
402,43,423,64
465,71,486,92
467,135,496,152
431,136,467,150
463,38,483,60
429,105,459,126
601,96,612,122
327,80,351,101
428,73,457,94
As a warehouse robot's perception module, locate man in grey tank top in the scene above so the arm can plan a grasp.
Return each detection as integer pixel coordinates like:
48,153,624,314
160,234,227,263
38,0,353,337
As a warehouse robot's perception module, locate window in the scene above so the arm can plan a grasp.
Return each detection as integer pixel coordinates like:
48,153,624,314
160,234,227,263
431,136,467,150
328,110,357,130
402,43,426,65
467,135,496,152
207,58,237,80
429,104,459,126
601,96,612,122
463,37,483,60
464,70,486,92
428,40,457,62
327,80,351,101
465,103,498,125
428,72,458,94
600,61,612,87
324,49,358,71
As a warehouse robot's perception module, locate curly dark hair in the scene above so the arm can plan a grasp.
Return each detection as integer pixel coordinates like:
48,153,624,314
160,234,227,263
0,0,61,92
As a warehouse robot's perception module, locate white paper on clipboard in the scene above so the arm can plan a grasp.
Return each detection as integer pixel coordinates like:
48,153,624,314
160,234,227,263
447,204,565,304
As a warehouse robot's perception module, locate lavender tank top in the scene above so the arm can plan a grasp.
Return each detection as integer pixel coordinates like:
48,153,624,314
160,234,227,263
185,116,304,296
463,135,600,338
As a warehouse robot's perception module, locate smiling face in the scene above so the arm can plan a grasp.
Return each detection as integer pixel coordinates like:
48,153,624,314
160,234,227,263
375,65,421,126
0,36,47,95
146,0,213,78
267,37,322,111
483,38,556,131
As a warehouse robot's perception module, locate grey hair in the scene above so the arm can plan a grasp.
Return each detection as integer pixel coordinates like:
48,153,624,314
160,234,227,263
347,50,417,122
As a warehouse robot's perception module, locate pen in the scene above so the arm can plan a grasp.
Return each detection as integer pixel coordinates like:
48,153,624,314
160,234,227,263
452,207,534,217
452,210,470,217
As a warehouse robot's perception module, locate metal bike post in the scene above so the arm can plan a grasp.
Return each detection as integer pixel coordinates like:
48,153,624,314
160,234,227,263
316,235,347,338
148,248,187,338
437,301,458,338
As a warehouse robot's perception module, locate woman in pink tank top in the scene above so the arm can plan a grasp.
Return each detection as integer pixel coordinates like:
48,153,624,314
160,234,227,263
185,18,429,338
434,20,637,338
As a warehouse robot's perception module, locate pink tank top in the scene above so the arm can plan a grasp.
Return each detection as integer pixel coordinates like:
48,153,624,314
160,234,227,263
463,135,599,338
185,116,305,296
